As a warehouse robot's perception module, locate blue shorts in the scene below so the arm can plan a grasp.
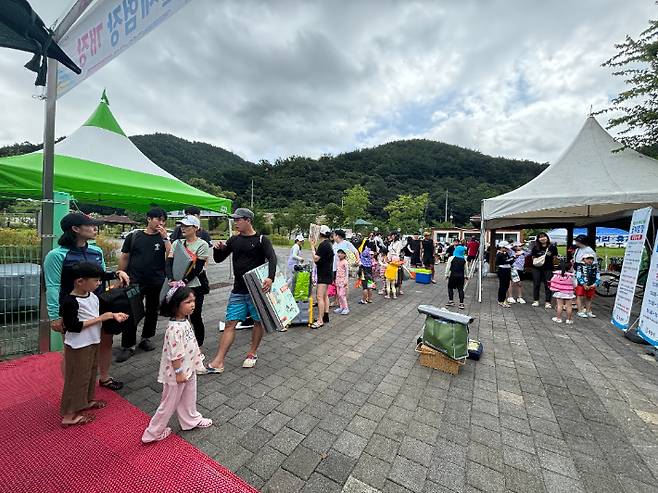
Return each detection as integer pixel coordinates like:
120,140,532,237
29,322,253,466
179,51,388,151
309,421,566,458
225,292,260,322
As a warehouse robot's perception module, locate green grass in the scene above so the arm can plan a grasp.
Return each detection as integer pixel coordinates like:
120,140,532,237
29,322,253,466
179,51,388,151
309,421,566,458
556,246,625,258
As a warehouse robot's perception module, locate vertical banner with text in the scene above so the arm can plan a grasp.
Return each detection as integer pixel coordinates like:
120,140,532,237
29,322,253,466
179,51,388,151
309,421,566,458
56,0,192,98
611,207,652,330
638,232,658,345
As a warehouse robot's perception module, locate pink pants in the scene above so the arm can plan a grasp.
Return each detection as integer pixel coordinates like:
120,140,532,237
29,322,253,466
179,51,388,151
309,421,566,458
142,373,203,443
337,285,348,310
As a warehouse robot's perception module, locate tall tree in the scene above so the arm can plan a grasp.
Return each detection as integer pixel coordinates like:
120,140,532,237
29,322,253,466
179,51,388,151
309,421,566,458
600,15,658,148
323,202,344,229
342,185,370,226
384,193,429,233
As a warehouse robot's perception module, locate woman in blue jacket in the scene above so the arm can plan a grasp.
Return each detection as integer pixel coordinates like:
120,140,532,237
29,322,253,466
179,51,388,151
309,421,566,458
44,213,129,390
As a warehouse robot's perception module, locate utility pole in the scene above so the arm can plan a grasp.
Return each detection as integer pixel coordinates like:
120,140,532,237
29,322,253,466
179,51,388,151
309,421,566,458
250,179,254,208
444,189,448,223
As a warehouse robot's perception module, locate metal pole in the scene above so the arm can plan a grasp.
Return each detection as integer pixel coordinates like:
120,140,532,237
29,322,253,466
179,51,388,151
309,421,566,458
38,0,94,353
478,201,485,303
38,61,59,353
250,179,254,208
444,190,448,223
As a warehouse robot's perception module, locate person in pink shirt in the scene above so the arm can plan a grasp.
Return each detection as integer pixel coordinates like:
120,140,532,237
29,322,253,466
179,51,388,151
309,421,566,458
334,249,350,315
549,259,576,325
142,284,212,443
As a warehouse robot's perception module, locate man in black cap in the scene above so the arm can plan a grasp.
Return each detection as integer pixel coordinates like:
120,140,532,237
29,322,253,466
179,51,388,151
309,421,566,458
206,208,277,373
115,207,171,362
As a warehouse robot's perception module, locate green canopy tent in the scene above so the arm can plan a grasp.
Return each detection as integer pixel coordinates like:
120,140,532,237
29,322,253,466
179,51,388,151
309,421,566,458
0,92,232,213
354,219,372,226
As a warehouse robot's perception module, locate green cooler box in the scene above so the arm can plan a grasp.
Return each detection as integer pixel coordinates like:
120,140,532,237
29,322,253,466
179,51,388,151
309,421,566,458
417,305,473,360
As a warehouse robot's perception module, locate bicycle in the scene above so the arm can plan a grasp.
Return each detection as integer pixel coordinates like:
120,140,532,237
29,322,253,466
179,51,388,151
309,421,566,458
595,269,646,298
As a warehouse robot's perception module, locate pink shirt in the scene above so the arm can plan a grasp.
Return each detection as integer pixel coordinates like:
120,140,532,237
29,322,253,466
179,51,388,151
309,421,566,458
336,258,349,286
158,320,205,384
549,271,575,295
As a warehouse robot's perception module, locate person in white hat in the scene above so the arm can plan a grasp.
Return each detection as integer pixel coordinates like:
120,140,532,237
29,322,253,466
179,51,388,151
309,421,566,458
287,234,306,285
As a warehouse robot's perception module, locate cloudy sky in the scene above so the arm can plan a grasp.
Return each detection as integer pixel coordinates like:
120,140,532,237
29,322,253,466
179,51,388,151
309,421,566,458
0,0,653,164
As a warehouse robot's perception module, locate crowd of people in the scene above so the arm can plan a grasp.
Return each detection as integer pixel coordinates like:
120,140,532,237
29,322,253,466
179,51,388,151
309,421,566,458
57,204,608,441
493,233,601,324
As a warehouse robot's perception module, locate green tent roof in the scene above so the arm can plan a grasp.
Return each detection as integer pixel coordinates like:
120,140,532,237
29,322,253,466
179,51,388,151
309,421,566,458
0,93,232,213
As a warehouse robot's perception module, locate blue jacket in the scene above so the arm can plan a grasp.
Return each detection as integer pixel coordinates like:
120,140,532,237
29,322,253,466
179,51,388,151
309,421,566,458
44,243,115,320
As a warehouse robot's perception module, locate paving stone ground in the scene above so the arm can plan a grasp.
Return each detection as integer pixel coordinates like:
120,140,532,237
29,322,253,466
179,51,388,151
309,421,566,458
110,247,658,492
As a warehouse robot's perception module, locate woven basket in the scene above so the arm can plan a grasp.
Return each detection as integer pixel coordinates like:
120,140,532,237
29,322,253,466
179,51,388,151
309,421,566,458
415,343,465,375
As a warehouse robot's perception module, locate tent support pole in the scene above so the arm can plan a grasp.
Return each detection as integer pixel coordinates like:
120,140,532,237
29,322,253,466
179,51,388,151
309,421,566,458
478,202,485,303
566,225,574,262
587,225,596,252
488,228,498,273
38,60,59,354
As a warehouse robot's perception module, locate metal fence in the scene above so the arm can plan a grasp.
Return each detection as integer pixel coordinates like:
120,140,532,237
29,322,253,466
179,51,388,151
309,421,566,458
0,245,41,358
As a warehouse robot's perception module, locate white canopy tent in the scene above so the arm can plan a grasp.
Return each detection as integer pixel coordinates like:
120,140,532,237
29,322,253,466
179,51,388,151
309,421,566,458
482,116,658,229
478,116,658,301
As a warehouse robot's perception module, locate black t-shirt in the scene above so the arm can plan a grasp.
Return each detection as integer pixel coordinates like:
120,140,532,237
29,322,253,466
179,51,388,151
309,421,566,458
315,239,334,281
421,239,434,263
408,239,422,263
531,243,559,270
121,230,166,286
448,257,466,277
213,233,277,294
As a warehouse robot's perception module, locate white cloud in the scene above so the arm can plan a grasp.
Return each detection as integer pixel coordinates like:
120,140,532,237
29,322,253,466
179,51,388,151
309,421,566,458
0,0,654,164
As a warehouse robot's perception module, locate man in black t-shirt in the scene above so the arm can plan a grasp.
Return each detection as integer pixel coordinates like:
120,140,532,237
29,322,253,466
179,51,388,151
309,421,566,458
116,207,171,362
206,208,277,373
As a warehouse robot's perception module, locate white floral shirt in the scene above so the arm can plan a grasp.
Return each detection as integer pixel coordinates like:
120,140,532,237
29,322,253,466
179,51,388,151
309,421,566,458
158,320,205,384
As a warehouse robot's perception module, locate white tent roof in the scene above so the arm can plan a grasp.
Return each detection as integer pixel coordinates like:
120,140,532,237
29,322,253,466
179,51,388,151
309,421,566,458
482,117,658,228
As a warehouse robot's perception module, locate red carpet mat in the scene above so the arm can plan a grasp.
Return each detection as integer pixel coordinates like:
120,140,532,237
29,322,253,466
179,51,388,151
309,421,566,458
0,353,259,493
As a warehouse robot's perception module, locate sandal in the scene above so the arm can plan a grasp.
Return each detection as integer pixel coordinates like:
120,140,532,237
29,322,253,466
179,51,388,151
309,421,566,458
61,413,95,428
310,321,324,329
142,427,172,444
195,418,213,429
86,400,107,410
99,378,123,391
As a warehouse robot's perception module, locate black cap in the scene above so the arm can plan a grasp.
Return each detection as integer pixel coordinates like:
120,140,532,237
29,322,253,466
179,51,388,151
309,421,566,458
60,213,101,231
574,234,588,244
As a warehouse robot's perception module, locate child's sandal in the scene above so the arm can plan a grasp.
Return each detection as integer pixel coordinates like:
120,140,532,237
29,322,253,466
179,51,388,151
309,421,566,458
310,321,324,329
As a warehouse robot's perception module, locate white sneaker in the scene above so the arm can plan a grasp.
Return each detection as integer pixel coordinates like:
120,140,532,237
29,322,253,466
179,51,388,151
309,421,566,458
531,301,540,307
341,308,350,315
507,297,516,304
587,311,596,318
517,298,526,304
334,308,343,314
242,354,258,368
565,319,574,325
577,311,588,318
551,317,562,323
545,302,552,309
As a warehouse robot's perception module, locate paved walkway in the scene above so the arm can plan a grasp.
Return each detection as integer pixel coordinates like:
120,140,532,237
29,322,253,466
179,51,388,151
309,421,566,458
110,249,658,492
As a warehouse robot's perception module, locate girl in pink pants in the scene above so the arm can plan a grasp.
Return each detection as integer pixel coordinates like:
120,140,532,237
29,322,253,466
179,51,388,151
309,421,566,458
142,285,212,443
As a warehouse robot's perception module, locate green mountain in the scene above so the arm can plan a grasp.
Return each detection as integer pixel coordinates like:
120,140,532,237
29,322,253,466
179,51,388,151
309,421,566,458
128,134,546,224
0,134,546,224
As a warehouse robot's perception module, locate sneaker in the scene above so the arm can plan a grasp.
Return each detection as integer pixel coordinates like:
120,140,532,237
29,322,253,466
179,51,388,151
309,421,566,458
551,317,563,323
507,297,516,304
384,295,390,299
393,295,397,299
565,319,574,325
242,354,258,368
577,311,588,318
341,308,350,315
446,301,455,307
366,299,373,303
498,301,510,308
458,303,465,310
378,290,385,295
358,299,367,305
587,311,596,318
517,298,526,304
334,308,344,314
138,338,156,352
114,347,134,363
531,301,540,307
544,302,552,309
